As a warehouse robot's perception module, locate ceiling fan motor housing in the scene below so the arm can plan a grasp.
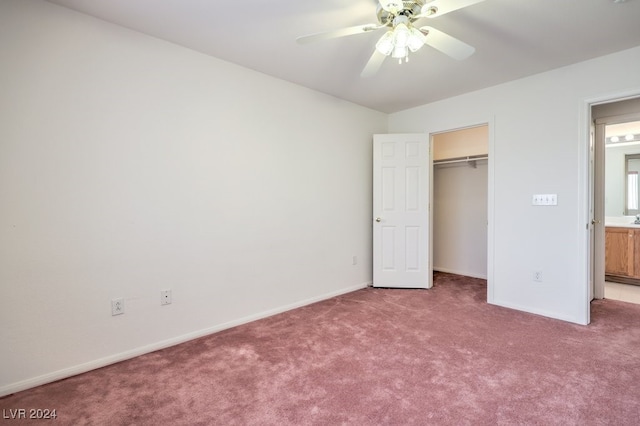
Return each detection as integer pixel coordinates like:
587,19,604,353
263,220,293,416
377,0,428,27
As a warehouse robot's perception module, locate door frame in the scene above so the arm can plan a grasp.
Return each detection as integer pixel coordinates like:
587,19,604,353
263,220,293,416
428,118,495,302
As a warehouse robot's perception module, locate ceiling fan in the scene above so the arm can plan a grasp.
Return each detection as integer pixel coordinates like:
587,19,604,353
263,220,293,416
297,0,485,77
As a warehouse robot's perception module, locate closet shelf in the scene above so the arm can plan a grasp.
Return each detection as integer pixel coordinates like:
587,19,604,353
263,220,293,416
433,155,488,166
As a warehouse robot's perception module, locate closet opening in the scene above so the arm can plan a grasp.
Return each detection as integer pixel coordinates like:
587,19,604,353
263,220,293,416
432,125,489,281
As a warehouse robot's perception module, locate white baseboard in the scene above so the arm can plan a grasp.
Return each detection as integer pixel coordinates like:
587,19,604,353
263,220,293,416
0,281,370,398
490,298,583,325
433,267,487,280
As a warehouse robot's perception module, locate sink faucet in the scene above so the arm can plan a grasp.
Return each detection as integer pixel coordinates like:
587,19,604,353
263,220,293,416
635,215,640,225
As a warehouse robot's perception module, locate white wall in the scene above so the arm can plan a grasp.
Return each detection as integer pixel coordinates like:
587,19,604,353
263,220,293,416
390,45,640,324
0,0,387,396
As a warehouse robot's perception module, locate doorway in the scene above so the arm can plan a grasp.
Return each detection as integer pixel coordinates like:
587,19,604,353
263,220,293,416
432,125,489,280
372,125,492,291
591,97,640,303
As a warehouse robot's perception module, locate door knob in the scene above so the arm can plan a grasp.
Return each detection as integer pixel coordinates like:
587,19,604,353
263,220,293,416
375,217,382,222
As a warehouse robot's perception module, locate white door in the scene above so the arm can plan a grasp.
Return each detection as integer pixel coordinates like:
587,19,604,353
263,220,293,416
373,134,430,288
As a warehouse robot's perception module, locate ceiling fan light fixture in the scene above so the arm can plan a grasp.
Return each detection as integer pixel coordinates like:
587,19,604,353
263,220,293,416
407,27,426,52
375,31,395,56
393,23,411,48
375,16,426,63
392,45,409,63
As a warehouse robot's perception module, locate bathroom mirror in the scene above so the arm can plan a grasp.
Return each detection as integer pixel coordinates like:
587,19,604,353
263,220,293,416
604,120,640,218
625,154,640,216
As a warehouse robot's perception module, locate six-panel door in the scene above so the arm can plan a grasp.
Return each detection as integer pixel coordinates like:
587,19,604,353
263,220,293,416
373,134,430,288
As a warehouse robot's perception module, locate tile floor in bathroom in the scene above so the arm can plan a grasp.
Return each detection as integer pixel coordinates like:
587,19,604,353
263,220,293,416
605,281,640,305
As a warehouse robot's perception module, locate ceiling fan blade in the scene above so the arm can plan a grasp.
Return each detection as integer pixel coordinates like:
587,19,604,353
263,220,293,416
296,24,381,45
419,0,486,18
419,26,475,60
361,50,387,78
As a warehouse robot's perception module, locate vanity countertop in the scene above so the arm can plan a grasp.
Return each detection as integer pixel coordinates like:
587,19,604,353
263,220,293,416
605,216,640,228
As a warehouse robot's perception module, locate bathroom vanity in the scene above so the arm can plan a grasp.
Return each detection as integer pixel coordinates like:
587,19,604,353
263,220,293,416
605,223,640,285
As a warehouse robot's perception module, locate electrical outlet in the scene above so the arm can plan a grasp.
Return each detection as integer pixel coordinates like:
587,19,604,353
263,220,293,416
533,271,543,282
111,298,124,316
352,256,358,265
161,289,172,305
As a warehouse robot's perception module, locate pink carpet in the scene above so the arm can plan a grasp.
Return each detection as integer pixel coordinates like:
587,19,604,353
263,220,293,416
2,272,640,425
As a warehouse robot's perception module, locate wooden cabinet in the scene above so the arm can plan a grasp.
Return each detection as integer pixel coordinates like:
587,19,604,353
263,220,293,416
605,227,640,280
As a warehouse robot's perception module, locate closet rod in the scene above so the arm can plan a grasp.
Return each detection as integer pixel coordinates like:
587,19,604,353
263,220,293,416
433,155,488,165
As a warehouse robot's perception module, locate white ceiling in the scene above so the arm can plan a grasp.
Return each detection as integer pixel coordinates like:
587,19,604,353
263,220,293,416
45,0,640,113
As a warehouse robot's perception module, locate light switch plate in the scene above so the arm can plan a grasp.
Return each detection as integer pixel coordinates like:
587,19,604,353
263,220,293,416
532,194,558,206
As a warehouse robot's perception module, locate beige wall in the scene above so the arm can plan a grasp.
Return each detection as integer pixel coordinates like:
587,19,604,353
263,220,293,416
433,125,488,161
